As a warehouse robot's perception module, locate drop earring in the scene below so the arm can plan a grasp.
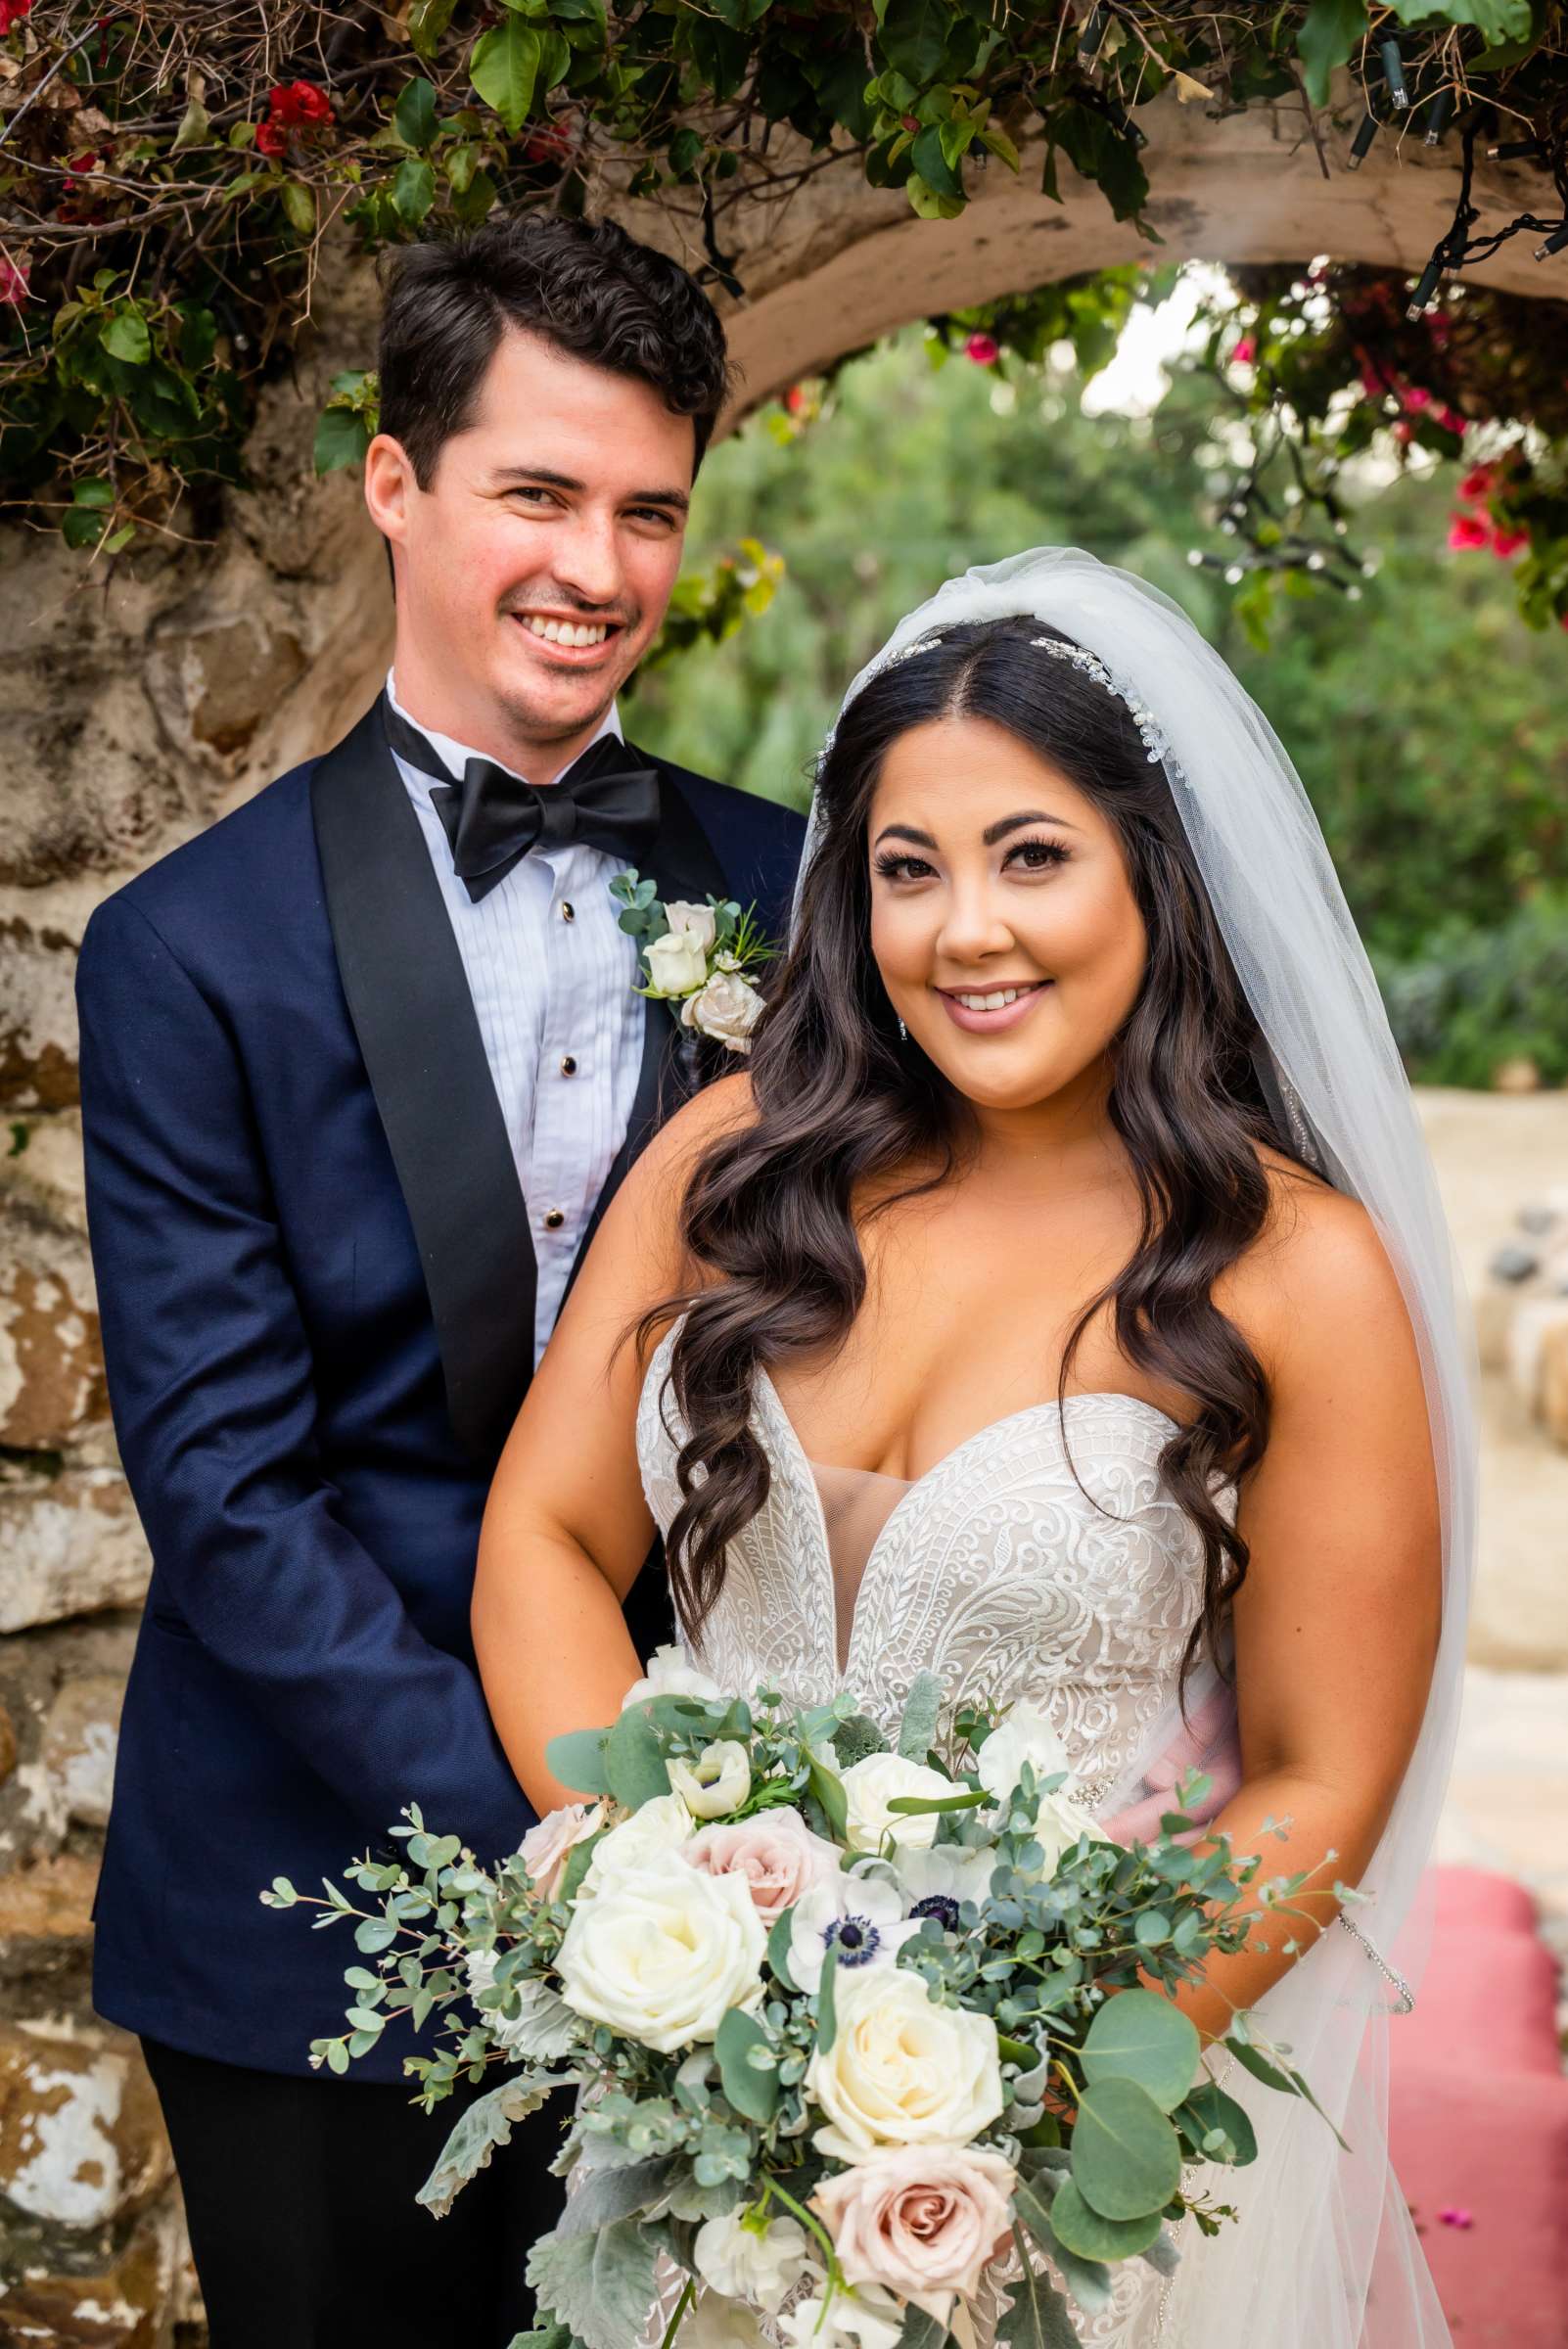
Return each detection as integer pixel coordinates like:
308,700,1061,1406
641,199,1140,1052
898,1018,908,1042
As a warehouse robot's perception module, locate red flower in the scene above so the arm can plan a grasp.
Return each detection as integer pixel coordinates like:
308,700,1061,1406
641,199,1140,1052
965,332,1000,366
0,255,28,304
63,150,100,187
1435,404,1466,437
1447,512,1491,552
1459,463,1497,502
1393,420,1413,445
254,117,288,159
1403,385,1431,412
1231,335,1256,365
254,78,334,156
0,0,33,32
783,385,806,415
1492,527,1528,559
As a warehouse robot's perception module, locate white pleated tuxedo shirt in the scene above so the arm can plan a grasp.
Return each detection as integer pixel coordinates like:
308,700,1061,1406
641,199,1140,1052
385,670,644,1367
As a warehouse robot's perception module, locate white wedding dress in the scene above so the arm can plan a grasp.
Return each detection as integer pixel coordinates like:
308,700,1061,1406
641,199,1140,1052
635,1320,1243,2347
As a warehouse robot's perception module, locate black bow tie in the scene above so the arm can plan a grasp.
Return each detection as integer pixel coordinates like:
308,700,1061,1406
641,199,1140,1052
383,699,662,903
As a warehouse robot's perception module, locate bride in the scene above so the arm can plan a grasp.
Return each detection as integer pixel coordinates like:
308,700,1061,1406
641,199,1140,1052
472,549,1474,2349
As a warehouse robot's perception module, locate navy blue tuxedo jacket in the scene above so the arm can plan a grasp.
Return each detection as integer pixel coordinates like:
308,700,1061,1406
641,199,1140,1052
76,696,804,2080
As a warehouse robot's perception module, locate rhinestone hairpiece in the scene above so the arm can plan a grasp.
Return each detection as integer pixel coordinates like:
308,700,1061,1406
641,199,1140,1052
1027,634,1172,767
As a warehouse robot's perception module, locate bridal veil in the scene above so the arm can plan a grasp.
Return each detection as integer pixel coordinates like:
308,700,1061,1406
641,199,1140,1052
795,548,1477,2349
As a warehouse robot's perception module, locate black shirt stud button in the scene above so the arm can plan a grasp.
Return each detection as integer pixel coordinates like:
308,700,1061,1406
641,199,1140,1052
560,1055,577,1076
543,1208,566,1231
560,900,576,923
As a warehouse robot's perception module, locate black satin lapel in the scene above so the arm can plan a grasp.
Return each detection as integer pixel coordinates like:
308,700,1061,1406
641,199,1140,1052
560,761,731,1309
311,700,536,1465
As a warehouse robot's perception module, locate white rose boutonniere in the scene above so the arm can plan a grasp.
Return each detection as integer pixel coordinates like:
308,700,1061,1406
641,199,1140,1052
609,868,773,1055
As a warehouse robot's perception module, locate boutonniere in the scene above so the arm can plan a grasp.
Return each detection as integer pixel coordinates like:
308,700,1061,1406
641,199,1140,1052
608,869,772,1054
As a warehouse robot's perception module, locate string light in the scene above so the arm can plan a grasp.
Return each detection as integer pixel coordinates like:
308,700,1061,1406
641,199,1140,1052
1378,39,1409,112
1347,109,1382,171
1422,87,1454,149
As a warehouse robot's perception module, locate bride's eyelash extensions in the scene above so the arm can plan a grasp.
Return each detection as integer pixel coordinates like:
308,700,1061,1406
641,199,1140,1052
872,837,1071,882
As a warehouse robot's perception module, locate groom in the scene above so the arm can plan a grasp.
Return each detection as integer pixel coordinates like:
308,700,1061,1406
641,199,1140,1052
76,213,803,2346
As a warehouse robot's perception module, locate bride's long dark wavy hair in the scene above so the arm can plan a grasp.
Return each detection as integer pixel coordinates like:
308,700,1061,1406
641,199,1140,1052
644,617,1318,1713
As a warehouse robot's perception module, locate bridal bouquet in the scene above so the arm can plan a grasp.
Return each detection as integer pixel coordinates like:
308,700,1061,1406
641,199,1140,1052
267,1659,1338,2349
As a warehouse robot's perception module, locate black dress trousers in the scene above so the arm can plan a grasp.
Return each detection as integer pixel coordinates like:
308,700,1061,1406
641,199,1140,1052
142,2036,569,2348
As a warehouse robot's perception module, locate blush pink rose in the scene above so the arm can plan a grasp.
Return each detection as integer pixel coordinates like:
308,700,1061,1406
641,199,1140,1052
684,1806,841,1925
812,2144,1017,2315
520,1800,605,1899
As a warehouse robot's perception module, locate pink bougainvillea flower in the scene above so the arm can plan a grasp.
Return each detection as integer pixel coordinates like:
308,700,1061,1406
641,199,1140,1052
1403,385,1432,412
1393,420,1414,445
0,256,28,305
965,333,1000,366
1231,334,1256,365
1492,527,1529,559
1459,463,1498,502
1435,404,1466,436
1447,512,1491,552
0,0,34,31
1438,2207,1474,2229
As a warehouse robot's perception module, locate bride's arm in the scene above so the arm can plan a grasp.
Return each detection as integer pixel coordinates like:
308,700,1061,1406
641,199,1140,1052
473,1071,753,1818
1147,1170,1444,2047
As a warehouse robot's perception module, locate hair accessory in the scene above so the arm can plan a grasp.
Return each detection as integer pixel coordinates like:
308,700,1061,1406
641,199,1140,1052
1028,634,1173,768
883,633,946,668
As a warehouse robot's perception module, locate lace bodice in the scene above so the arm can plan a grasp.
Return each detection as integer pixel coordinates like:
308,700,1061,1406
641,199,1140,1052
635,1324,1235,1816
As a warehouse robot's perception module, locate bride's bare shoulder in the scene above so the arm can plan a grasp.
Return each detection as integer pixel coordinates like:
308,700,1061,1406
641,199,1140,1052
1222,1145,1416,1391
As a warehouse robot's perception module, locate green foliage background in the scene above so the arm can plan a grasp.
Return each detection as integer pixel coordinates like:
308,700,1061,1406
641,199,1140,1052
628,330,1568,1087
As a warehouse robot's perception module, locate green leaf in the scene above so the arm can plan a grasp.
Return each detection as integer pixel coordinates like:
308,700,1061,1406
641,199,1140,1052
313,402,374,476
1080,1987,1201,2113
409,0,458,58
906,171,965,221
555,2154,676,2238
881,0,952,85
603,1707,671,1809
1383,0,1530,36
886,1787,988,1816
544,1726,615,1796
805,1745,849,1842
392,157,437,223
897,2306,955,2347
766,1905,799,1992
173,97,211,150
396,78,440,151
898,1670,944,1761
268,1874,299,1905
1296,0,1368,110
281,180,318,237
419,2074,556,2218
1176,2080,1258,2167
102,308,151,366
1225,2035,1351,2150
325,2039,349,2074
526,2219,663,2349
1040,2175,1161,2262
470,18,542,133
353,1916,398,1953
1069,2077,1182,2220
910,122,963,199
816,1943,838,2053
995,2227,1080,2348
715,2004,779,2124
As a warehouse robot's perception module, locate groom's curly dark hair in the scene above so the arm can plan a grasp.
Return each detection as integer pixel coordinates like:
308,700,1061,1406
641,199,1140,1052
377,212,734,484
643,619,1330,1722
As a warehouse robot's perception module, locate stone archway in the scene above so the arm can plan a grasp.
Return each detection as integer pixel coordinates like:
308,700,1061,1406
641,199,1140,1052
1,79,1562,2341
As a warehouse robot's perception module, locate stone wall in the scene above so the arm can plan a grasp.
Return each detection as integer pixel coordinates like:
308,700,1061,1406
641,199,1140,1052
3,83,1564,2341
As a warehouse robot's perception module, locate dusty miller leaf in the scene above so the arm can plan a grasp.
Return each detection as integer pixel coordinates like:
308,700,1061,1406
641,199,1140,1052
417,2074,557,2218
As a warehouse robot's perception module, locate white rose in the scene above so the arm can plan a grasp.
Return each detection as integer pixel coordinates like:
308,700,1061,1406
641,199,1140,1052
789,1870,918,1993
664,898,718,954
975,1700,1072,1803
580,1792,695,1897
682,970,764,1052
623,1643,723,1709
807,1966,1004,2159
645,928,710,996
1030,1784,1112,1875
839,1752,954,1856
778,2285,904,2349
669,1740,753,1820
693,2211,811,2314
555,1863,765,2053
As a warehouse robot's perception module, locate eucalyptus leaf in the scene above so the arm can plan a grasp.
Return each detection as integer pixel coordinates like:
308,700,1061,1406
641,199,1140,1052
544,1727,614,1796
1176,2080,1257,2167
715,2005,779,2125
604,1707,671,1808
1039,2174,1161,2262
1080,1987,1201,2113
1070,2077,1182,2221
